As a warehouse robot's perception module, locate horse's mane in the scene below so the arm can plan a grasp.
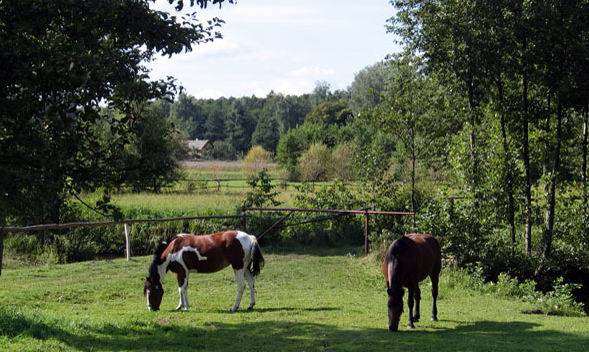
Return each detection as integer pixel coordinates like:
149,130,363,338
387,236,411,295
148,240,171,281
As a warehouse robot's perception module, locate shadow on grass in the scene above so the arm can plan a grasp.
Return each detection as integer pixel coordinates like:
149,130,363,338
2,308,588,352
194,306,340,314
262,245,363,257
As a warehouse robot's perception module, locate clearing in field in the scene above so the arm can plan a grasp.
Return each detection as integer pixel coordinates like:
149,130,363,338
1,248,588,351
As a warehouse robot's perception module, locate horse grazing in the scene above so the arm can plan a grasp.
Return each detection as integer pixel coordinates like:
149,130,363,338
144,230,264,312
382,233,441,331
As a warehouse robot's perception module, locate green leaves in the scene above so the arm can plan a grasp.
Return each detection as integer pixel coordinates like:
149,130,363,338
0,0,227,224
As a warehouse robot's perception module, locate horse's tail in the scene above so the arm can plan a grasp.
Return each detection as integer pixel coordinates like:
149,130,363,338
249,237,265,277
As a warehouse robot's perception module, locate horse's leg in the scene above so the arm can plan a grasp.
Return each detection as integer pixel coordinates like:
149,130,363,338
407,287,415,329
431,274,439,321
414,285,421,322
230,268,246,313
244,269,256,310
175,267,188,311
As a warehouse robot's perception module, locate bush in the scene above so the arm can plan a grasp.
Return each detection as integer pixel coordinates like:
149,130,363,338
242,170,281,209
243,145,273,176
298,143,331,181
329,143,356,180
445,267,584,316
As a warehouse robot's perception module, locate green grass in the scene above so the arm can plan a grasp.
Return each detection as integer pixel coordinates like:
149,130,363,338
1,248,588,351
112,190,296,214
112,193,246,214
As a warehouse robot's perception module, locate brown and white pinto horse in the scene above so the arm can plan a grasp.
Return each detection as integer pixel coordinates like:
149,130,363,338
382,233,441,331
144,230,264,312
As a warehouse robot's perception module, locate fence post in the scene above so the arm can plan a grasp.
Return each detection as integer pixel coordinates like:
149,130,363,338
364,210,369,255
124,223,131,261
0,230,4,276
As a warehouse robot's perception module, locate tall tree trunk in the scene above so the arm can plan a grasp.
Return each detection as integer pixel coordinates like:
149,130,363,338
522,71,533,253
411,127,417,222
467,77,480,208
582,104,588,217
542,96,563,259
497,79,517,244
582,104,588,241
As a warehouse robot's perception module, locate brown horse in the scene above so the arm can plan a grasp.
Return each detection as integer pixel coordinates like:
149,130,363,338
144,230,264,312
382,233,441,331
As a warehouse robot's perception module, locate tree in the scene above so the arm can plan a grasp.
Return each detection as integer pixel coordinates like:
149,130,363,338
298,143,331,182
251,113,281,152
123,103,187,192
0,0,228,224
391,0,491,210
378,54,457,214
170,93,205,139
329,143,357,181
243,145,273,174
349,61,389,116
206,140,237,160
276,123,321,179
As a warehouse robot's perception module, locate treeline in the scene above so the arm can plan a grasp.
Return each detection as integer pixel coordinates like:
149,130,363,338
153,83,346,160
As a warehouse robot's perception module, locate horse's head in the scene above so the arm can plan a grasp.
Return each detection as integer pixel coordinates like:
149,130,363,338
144,276,164,311
387,287,404,331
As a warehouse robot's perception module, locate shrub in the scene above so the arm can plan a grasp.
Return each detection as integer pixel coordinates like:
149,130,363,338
298,143,331,181
242,170,281,209
243,145,273,176
329,143,356,180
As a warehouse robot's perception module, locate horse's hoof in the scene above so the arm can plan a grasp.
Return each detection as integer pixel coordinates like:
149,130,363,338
407,324,415,329
247,306,255,311
230,308,238,313
431,316,438,321
413,317,420,322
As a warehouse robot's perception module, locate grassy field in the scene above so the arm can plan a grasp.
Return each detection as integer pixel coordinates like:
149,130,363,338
1,248,587,351
109,162,296,214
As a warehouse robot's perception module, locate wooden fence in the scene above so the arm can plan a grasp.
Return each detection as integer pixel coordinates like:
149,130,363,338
0,207,414,275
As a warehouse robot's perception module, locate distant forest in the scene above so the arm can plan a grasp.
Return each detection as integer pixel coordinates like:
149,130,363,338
159,81,356,159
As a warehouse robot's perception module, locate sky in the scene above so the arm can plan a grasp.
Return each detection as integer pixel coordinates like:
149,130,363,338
149,0,400,99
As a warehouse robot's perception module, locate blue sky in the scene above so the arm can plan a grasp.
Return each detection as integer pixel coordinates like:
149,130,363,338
149,0,399,98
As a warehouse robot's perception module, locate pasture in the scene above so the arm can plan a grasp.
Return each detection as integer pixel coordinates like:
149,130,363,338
1,248,587,351
108,161,296,214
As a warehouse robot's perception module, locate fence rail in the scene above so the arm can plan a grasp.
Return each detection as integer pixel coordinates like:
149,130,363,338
0,207,415,276
0,214,242,275
244,207,415,255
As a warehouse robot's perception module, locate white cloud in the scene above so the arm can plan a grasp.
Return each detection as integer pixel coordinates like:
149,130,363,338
226,4,328,26
190,88,226,99
290,66,336,77
178,39,240,60
146,0,399,99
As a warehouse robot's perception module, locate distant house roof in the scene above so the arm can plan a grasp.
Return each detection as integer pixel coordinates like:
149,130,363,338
186,138,209,151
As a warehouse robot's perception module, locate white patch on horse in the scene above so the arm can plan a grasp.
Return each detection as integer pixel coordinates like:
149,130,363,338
234,231,258,311
166,245,208,310
236,231,254,265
